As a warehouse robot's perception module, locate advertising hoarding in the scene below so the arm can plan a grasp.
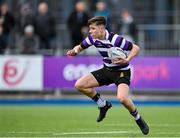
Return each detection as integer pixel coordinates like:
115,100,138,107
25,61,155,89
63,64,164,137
44,56,180,91
0,56,43,90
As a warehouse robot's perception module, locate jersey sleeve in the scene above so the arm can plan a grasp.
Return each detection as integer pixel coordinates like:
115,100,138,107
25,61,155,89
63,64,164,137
80,35,94,49
111,34,133,51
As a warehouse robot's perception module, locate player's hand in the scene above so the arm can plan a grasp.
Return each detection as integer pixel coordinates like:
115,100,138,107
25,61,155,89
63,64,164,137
111,57,129,65
66,49,77,56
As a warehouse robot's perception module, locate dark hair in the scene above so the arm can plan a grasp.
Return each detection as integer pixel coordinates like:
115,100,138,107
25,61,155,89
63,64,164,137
88,16,106,26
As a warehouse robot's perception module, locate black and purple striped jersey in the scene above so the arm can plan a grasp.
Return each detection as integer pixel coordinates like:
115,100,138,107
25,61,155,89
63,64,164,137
80,30,133,70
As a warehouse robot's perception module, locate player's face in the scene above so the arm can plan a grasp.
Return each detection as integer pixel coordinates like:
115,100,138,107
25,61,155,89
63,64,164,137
89,23,104,39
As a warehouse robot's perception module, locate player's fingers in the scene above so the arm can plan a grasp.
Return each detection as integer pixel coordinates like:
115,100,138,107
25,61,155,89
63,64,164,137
66,50,72,56
66,51,70,55
112,59,119,64
112,58,125,64
112,58,122,62
67,49,77,56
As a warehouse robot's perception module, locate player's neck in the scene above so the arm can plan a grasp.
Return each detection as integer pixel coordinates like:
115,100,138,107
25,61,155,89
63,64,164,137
98,30,106,40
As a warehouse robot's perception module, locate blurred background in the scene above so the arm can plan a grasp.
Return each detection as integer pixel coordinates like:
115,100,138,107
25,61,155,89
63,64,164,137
0,0,180,104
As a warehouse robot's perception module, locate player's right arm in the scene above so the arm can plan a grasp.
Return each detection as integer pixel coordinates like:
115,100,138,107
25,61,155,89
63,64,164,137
66,35,93,56
66,45,84,56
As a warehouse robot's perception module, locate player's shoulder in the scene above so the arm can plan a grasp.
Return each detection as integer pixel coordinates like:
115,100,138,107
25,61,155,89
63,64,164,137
108,32,123,41
108,32,116,41
83,35,94,44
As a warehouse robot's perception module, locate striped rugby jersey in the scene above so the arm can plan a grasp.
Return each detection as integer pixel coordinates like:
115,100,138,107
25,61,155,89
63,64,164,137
80,30,133,70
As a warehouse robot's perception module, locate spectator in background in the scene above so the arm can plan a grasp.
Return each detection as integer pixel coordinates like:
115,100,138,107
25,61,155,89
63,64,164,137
67,1,89,47
16,2,34,35
117,9,137,42
94,1,111,30
0,3,15,47
0,25,7,54
19,25,39,54
34,2,56,50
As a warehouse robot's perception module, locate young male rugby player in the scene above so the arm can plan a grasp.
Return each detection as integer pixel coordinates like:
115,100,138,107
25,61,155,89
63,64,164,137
67,16,149,135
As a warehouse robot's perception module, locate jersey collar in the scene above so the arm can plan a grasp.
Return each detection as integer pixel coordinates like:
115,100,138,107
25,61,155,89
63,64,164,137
105,29,109,40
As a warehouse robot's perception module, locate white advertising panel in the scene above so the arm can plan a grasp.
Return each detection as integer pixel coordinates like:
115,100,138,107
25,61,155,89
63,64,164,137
0,56,43,91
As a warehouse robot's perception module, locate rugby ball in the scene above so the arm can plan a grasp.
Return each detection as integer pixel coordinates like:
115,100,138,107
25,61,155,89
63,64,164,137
108,47,127,59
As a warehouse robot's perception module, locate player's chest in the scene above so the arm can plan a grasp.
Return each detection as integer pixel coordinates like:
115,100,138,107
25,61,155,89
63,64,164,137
94,40,113,48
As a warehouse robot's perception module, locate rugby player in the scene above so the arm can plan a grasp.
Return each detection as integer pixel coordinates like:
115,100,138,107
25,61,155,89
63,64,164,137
67,16,149,135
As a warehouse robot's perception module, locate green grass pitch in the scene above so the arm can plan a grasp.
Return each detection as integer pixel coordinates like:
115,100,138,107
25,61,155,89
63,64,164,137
0,105,180,137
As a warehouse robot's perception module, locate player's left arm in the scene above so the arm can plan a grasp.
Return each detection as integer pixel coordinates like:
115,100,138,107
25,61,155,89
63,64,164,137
126,43,140,62
112,43,140,64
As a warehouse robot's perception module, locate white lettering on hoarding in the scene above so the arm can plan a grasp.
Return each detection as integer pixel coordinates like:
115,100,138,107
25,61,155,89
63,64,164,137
63,64,102,81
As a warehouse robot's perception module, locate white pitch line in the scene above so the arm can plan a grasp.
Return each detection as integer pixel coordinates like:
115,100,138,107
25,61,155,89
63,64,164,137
8,131,52,134
53,130,139,135
52,137,118,138
3,131,180,138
